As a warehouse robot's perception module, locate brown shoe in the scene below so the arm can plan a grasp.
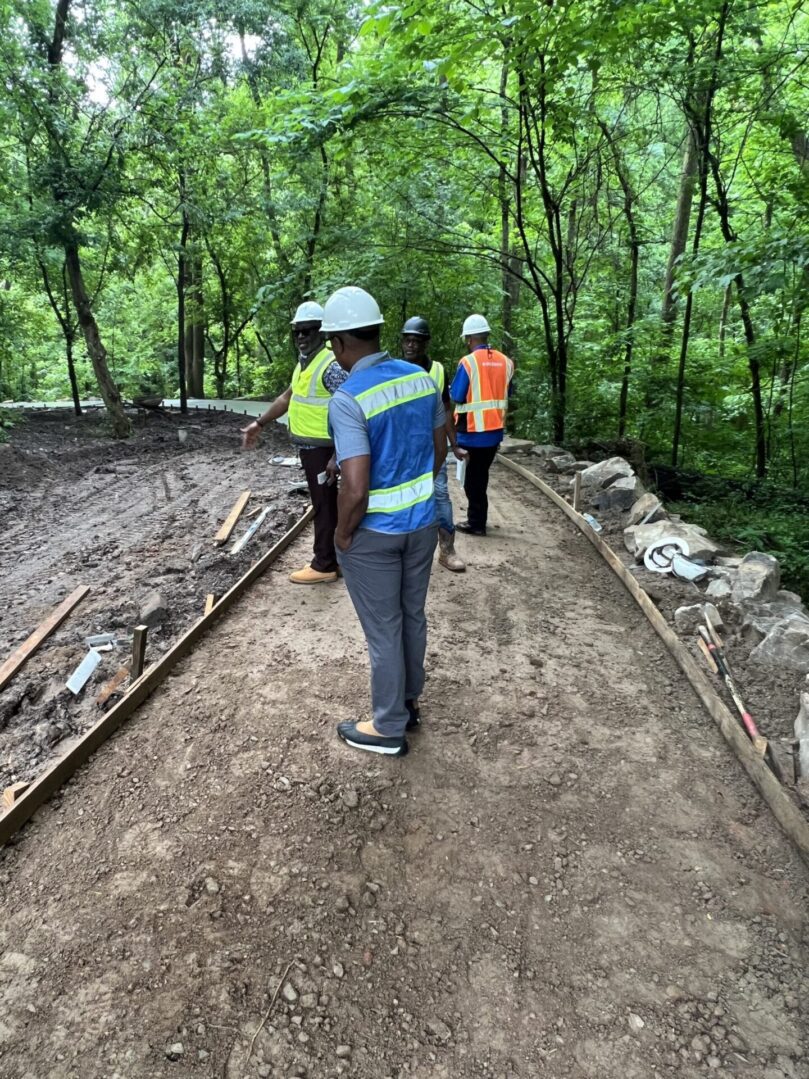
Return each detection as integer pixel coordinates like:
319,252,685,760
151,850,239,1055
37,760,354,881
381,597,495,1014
438,527,466,572
289,565,338,584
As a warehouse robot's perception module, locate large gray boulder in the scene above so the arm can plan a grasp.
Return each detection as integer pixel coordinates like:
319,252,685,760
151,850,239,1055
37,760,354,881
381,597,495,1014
795,679,809,782
750,616,809,673
731,552,781,604
623,520,720,563
627,493,666,527
579,456,633,489
740,593,809,645
139,590,167,628
546,452,578,474
592,474,646,512
674,602,723,635
499,437,534,456
531,444,567,459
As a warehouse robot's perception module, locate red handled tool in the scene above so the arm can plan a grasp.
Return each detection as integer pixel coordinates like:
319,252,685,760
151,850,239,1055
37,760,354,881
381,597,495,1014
697,620,782,782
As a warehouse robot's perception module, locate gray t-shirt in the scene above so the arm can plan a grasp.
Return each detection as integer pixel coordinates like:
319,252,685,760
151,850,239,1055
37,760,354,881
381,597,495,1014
328,352,445,463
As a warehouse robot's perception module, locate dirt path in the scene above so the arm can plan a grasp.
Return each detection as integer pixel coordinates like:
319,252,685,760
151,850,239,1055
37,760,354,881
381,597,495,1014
1,465,807,1079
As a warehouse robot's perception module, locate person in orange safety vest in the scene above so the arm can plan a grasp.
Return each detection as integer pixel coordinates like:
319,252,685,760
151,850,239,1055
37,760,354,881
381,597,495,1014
450,314,514,536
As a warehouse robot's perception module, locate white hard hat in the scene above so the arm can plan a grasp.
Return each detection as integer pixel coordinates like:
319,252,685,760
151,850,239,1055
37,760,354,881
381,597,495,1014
290,300,324,325
461,313,491,338
321,286,385,333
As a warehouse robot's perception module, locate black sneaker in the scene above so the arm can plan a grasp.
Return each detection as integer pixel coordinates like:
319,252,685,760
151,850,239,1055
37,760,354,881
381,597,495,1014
456,521,486,536
337,722,408,757
405,699,421,731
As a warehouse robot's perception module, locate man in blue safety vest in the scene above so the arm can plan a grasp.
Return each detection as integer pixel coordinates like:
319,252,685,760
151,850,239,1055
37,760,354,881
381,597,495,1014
325,287,447,757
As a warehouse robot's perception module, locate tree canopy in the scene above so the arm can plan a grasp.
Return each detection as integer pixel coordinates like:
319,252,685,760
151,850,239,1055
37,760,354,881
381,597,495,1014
1,0,807,484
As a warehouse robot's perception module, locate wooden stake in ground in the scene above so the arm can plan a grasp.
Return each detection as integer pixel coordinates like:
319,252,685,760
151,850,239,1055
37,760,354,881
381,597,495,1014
572,471,582,513
203,594,215,616
2,783,30,810
497,453,809,867
0,585,90,693
214,490,251,546
131,625,148,680
0,507,313,847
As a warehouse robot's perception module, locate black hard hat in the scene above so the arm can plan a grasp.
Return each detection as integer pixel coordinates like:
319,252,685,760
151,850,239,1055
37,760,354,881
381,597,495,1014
401,316,431,338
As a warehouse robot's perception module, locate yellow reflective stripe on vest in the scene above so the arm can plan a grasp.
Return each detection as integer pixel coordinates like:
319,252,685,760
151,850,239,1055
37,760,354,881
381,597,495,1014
355,372,436,420
367,471,434,514
429,359,445,394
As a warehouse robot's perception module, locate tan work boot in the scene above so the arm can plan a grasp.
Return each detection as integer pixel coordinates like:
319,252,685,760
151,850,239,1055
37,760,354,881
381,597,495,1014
438,527,466,572
289,565,338,584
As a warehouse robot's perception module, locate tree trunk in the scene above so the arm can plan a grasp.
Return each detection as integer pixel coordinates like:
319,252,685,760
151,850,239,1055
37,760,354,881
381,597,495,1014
65,331,81,416
718,283,731,360
177,206,189,414
498,55,522,357
64,243,130,437
672,3,729,466
708,161,766,477
186,250,205,397
660,130,697,342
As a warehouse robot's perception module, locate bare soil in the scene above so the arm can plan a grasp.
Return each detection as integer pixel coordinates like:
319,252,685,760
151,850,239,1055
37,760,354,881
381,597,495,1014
1,455,807,1079
0,407,305,793
532,458,806,765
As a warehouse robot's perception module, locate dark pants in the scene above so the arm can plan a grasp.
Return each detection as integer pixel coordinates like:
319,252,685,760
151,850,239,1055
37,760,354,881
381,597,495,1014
299,446,339,572
463,444,499,531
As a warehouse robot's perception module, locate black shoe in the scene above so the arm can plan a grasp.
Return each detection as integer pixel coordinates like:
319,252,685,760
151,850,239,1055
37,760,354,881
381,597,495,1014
337,721,408,757
405,699,421,731
456,521,486,536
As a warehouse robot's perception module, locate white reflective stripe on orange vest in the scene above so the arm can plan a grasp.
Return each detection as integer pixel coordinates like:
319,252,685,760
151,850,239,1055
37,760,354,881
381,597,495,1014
455,349,512,432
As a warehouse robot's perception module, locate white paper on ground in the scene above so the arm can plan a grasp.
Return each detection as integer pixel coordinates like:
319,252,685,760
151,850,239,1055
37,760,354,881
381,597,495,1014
66,649,102,695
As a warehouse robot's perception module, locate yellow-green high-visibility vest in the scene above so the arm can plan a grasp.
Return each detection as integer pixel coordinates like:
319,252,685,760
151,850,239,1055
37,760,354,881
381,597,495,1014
429,359,446,394
288,347,335,445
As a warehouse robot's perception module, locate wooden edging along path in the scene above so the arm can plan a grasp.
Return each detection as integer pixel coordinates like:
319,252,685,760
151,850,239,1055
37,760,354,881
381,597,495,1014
0,507,314,848
497,453,809,867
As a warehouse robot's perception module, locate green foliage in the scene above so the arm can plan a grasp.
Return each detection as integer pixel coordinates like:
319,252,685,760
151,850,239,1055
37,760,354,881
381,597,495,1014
671,489,809,597
0,0,808,584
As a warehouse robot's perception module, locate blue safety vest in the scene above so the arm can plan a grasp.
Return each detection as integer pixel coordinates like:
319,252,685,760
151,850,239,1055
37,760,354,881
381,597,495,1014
340,358,438,534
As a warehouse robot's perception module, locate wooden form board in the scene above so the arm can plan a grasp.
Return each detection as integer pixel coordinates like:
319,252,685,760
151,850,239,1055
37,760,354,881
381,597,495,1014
0,585,90,693
0,507,314,848
214,490,251,545
497,453,809,866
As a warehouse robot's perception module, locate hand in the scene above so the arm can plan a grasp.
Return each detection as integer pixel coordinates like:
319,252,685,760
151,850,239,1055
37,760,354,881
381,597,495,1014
334,530,353,552
326,454,340,486
240,420,262,450
452,445,469,462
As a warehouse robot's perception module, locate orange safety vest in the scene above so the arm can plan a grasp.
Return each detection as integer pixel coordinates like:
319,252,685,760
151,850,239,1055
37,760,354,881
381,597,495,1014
454,347,513,432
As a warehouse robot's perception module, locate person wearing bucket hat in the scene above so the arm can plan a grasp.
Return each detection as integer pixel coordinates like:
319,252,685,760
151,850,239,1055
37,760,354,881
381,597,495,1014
240,299,348,583
324,287,447,758
450,314,514,536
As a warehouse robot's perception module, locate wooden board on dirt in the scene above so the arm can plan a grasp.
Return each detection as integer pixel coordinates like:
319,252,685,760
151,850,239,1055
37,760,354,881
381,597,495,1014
0,585,90,693
0,507,314,848
497,453,809,867
214,491,251,546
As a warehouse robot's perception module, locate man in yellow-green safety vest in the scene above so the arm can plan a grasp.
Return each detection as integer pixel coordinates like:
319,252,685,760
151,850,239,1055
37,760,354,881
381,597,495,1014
241,301,348,583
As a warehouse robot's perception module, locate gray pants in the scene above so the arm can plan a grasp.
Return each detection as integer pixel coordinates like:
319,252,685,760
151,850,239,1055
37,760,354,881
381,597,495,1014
337,524,438,738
